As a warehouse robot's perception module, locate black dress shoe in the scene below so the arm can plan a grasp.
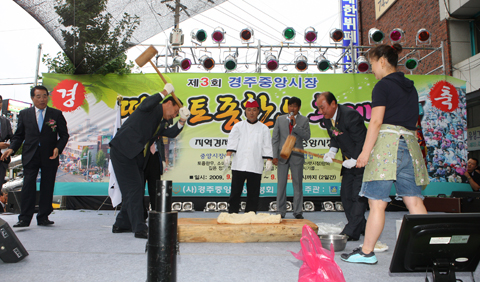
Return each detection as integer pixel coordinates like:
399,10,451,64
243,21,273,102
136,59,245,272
294,214,304,219
112,225,131,233
37,219,54,226
13,220,30,227
340,233,359,241
134,229,148,239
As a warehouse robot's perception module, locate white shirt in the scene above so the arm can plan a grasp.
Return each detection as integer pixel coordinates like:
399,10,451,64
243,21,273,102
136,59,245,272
36,106,46,123
227,120,273,174
331,107,338,123
286,113,298,129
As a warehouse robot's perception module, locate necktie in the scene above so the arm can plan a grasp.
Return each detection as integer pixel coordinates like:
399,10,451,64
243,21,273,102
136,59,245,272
144,123,163,157
331,118,335,126
38,109,44,131
150,142,156,154
289,122,293,134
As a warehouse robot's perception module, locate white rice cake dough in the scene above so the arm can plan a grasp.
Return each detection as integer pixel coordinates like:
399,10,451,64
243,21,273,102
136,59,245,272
217,212,282,224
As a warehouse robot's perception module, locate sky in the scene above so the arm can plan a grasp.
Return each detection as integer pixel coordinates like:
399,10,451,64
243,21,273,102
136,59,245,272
0,0,341,103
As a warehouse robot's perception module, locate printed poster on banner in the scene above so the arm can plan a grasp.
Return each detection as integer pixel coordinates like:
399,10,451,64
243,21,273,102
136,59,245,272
42,73,470,197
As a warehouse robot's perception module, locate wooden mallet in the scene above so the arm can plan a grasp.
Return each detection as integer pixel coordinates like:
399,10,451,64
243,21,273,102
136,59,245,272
135,45,183,108
280,135,343,164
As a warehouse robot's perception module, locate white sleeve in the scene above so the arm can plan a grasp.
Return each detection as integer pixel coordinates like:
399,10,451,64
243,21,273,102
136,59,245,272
262,125,273,159
226,122,240,152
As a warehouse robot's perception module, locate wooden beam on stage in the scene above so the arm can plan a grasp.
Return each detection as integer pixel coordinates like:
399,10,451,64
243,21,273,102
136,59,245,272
178,218,318,243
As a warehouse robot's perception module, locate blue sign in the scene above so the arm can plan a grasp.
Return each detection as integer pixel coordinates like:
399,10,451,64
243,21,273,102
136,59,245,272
341,0,360,72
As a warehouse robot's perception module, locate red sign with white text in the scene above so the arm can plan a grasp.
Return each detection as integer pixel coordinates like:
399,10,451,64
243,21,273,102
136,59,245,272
429,80,459,113
51,79,86,112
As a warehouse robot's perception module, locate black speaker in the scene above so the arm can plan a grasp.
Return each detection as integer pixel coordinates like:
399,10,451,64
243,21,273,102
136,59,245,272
451,191,480,213
6,191,41,214
6,191,21,213
0,218,29,263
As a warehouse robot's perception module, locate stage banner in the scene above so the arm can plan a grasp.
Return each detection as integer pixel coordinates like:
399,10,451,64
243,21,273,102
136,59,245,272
42,73,471,197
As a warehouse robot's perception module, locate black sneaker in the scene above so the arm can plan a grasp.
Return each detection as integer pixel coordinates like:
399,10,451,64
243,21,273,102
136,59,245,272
341,248,377,264
294,214,304,219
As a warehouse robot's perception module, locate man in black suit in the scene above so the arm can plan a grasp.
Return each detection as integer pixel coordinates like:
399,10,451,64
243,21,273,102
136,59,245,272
316,92,368,241
109,83,186,239
0,95,14,188
2,86,69,227
143,113,188,216
0,190,7,213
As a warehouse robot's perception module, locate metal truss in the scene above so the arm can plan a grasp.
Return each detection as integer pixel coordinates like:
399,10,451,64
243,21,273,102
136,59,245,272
146,40,444,75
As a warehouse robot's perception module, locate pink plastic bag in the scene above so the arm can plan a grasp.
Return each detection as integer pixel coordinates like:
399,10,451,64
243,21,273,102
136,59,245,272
290,225,346,282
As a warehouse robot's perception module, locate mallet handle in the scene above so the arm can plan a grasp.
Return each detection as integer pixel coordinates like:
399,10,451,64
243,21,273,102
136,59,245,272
149,60,183,108
292,148,343,164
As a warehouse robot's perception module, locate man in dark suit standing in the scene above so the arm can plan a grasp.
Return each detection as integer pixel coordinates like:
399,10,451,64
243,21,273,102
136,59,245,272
272,97,311,219
0,95,14,188
316,92,368,241
143,113,188,216
2,86,69,227
110,83,187,239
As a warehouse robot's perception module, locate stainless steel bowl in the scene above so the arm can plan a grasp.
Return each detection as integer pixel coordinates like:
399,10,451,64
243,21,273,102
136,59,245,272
318,234,348,251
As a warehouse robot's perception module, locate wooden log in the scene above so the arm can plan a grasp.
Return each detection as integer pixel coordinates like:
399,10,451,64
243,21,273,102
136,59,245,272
280,135,297,159
177,218,318,243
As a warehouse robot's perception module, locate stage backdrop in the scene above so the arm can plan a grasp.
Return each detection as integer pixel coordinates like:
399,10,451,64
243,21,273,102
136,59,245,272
42,73,472,197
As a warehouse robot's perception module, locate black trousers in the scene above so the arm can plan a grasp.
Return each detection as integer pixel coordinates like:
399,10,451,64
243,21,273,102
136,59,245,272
111,146,147,233
340,170,368,240
0,162,7,187
20,148,58,223
144,152,161,218
228,170,261,213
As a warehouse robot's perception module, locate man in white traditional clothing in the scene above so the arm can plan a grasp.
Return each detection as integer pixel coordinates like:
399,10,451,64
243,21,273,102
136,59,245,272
224,98,273,213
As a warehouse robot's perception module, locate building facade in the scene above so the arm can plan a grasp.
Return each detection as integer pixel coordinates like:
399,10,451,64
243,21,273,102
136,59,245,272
358,0,480,160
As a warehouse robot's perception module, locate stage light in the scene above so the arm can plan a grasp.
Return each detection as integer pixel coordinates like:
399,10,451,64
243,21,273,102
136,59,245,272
204,202,217,212
224,55,237,71
268,201,277,212
217,202,228,212
172,56,192,71
368,28,384,44
286,201,293,212
171,202,182,211
330,28,344,43
283,27,296,41
265,54,279,71
240,201,246,212
357,56,370,73
240,27,254,43
335,202,344,212
304,27,317,43
182,202,194,212
199,55,215,71
315,55,330,72
416,28,431,45
303,201,315,212
191,28,207,44
322,201,335,211
389,28,405,44
294,54,308,72
404,57,419,71
212,27,226,43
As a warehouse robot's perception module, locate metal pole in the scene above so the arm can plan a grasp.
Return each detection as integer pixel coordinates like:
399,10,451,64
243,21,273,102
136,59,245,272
441,41,446,75
147,180,177,282
156,180,172,213
172,0,180,73
34,43,42,86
